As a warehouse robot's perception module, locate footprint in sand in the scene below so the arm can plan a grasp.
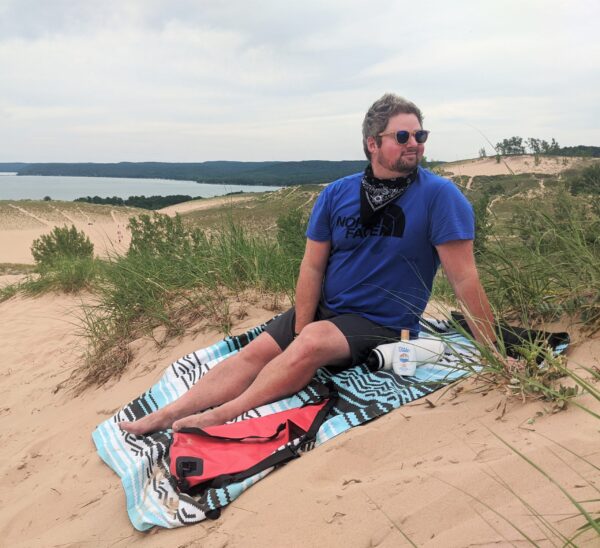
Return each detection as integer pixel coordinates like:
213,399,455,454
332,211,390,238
325,511,346,525
474,446,511,463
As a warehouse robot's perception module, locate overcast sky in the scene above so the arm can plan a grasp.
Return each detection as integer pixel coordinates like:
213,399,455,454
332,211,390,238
1,0,598,163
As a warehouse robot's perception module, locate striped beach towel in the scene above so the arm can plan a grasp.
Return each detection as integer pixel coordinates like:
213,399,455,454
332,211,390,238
93,318,568,530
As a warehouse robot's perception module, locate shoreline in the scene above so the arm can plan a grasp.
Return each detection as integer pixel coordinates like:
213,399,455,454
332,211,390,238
2,171,284,187
0,174,280,202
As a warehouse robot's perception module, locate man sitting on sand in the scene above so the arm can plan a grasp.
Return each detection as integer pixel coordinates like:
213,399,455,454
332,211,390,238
121,93,498,436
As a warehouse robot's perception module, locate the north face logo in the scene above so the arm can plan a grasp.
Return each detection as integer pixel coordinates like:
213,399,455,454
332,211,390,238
336,205,405,239
379,204,405,238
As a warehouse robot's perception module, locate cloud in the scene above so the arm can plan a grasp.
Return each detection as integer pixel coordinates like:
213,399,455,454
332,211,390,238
0,0,598,162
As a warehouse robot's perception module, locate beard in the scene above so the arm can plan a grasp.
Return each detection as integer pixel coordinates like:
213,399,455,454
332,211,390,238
376,150,421,175
392,154,420,172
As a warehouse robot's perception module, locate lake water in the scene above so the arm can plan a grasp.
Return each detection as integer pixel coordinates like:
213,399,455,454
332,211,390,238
0,173,279,201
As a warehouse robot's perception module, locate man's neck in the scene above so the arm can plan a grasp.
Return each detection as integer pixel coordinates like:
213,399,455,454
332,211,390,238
371,163,415,180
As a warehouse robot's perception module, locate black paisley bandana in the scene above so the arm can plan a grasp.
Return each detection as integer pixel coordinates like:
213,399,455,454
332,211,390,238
360,164,417,228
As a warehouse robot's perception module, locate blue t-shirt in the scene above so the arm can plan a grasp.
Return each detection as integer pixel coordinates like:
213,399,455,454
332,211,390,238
306,167,474,334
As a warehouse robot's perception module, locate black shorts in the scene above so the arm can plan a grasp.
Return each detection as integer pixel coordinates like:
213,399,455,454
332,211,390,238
263,302,399,367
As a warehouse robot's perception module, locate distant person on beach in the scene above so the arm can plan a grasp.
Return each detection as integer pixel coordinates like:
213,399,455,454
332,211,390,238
121,93,498,435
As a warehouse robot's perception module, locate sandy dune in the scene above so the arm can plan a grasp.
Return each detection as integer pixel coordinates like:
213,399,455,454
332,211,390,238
0,290,598,547
158,194,255,217
0,201,135,264
443,155,583,178
0,195,257,264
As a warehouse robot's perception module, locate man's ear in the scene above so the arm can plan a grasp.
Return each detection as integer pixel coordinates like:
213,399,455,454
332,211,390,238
367,136,379,155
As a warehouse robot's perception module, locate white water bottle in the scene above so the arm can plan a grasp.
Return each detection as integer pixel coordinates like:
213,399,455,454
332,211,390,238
392,330,447,377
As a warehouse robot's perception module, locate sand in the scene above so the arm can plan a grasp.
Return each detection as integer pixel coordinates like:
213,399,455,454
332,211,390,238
158,194,255,217
1,178,599,546
443,155,583,178
0,201,134,264
0,292,598,547
0,195,256,264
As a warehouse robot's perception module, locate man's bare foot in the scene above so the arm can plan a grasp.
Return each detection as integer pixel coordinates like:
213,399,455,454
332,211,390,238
172,409,225,431
119,409,174,436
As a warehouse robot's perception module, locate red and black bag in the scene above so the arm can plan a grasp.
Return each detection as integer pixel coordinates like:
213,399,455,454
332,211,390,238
170,391,336,494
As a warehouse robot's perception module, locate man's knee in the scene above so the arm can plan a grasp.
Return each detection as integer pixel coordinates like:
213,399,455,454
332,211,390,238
293,320,350,363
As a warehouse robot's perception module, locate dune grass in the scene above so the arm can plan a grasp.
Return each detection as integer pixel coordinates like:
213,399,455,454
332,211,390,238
0,263,35,301
22,257,100,294
72,210,307,389
0,262,35,275
0,283,20,301
478,189,599,332
9,225,101,295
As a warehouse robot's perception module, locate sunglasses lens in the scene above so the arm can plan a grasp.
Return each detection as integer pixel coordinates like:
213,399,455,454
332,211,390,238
415,130,429,144
395,131,410,144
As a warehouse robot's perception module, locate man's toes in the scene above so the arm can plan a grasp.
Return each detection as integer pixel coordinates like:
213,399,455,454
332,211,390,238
173,416,200,431
119,421,141,434
172,418,186,431
118,414,165,436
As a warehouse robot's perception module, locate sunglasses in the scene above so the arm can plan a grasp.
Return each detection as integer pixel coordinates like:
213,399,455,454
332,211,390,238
379,129,430,145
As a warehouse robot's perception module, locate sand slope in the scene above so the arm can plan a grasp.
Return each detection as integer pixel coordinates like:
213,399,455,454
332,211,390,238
443,155,584,178
0,201,136,264
0,292,598,547
158,195,254,217
0,196,258,264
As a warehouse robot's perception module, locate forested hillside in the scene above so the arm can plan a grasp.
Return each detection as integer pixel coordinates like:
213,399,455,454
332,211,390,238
1,160,369,186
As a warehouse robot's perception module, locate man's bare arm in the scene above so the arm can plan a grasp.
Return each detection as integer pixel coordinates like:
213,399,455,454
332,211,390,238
435,240,497,346
294,238,331,334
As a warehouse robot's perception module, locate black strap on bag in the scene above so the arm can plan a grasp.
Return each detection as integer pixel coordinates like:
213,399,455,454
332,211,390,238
177,422,288,442
449,312,570,362
183,388,337,496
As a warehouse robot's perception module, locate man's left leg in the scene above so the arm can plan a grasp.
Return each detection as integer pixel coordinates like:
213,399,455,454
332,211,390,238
120,332,283,435
172,319,351,430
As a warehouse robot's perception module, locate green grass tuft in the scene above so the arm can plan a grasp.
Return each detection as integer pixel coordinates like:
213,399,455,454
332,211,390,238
73,211,306,388
21,257,100,294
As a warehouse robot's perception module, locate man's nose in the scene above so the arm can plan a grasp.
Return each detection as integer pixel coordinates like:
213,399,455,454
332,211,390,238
406,133,419,145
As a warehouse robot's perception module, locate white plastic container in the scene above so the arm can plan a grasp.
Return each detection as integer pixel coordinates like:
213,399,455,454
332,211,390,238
392,337,447,377
366,341,398,371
